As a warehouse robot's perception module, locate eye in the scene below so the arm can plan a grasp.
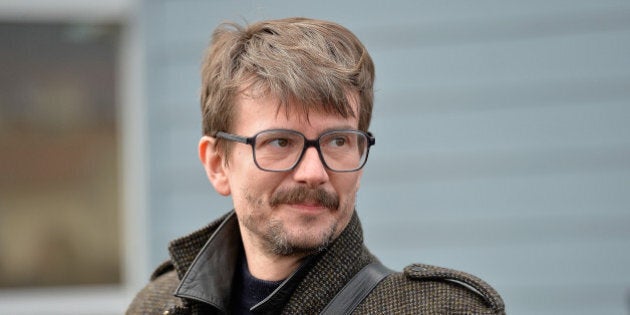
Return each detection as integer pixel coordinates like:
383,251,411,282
259,136,297,149
329,136,348,147
269,138,290,148
255,130,303,152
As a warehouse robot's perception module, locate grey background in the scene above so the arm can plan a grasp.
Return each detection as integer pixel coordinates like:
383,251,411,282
140,1,630,314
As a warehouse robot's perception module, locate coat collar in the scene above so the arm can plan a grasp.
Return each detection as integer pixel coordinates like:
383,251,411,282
169,211,319,313
172,211,240,311
167,210,374,313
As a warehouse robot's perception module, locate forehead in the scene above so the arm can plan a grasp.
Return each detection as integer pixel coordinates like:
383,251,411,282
232,90,360,132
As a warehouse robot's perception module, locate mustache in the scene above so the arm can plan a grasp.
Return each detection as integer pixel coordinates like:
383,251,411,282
269,187,340,210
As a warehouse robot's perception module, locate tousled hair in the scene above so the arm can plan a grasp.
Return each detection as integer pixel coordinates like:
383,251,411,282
200,17,375,156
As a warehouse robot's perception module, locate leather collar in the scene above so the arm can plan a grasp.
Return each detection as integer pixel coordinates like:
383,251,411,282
173,212,240,311
172,211,319,313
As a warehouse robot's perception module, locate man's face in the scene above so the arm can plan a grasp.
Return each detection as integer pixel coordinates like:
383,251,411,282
222,92,363,257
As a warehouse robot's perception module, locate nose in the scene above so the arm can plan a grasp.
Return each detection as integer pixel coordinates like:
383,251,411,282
292,147,329,186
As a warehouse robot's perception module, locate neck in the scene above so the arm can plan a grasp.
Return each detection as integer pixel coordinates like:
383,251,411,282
239,228,305,281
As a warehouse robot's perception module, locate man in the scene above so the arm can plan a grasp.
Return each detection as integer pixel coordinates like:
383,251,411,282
127,17,505,314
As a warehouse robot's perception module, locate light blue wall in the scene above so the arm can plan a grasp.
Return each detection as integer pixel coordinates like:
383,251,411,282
140,1,630,314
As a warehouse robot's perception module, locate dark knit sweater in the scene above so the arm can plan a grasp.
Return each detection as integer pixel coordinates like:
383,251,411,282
127,210,505,314
230,257,284,314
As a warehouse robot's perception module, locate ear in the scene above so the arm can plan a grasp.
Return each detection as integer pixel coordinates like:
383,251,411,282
199,136,231,196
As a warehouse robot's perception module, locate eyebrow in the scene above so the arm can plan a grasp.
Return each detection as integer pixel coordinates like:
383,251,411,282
321,125,357,133
259,124,358,135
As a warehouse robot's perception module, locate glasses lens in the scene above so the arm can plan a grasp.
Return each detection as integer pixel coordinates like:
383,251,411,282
319,131,368,171
254,130,304,171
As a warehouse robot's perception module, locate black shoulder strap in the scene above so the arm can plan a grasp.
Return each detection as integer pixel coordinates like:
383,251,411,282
320,261,394,315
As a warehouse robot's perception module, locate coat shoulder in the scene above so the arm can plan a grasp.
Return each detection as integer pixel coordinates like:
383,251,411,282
357,263,505,314
151,259,176,280
403,263,505,313
126,262,183,315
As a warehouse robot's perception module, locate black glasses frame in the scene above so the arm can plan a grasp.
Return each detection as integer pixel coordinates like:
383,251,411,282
214,129,375,172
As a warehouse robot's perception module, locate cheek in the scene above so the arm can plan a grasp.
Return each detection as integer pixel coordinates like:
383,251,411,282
233,171,285,205
350,171,363,188
334,173,362,199
354,170,363,188
226,149,259,188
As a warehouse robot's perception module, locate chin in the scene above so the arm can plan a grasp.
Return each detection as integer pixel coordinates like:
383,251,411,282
268,221,339,256
302,219,339,242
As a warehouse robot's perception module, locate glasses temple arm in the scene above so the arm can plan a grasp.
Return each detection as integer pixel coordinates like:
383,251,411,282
215,131,251,144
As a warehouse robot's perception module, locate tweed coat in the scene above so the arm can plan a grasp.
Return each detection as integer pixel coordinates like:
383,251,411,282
127,211,505,314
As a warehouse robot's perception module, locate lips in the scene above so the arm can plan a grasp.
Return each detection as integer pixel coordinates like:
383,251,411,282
289,200,325,209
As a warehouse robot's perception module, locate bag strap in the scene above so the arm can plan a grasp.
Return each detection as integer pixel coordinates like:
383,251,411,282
320,261,394,315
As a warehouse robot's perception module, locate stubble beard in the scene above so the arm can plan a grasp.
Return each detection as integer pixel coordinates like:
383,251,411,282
264,217,337,256
242,186,353,257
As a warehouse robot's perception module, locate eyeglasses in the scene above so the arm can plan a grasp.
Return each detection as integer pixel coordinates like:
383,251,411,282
214,129,375,172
